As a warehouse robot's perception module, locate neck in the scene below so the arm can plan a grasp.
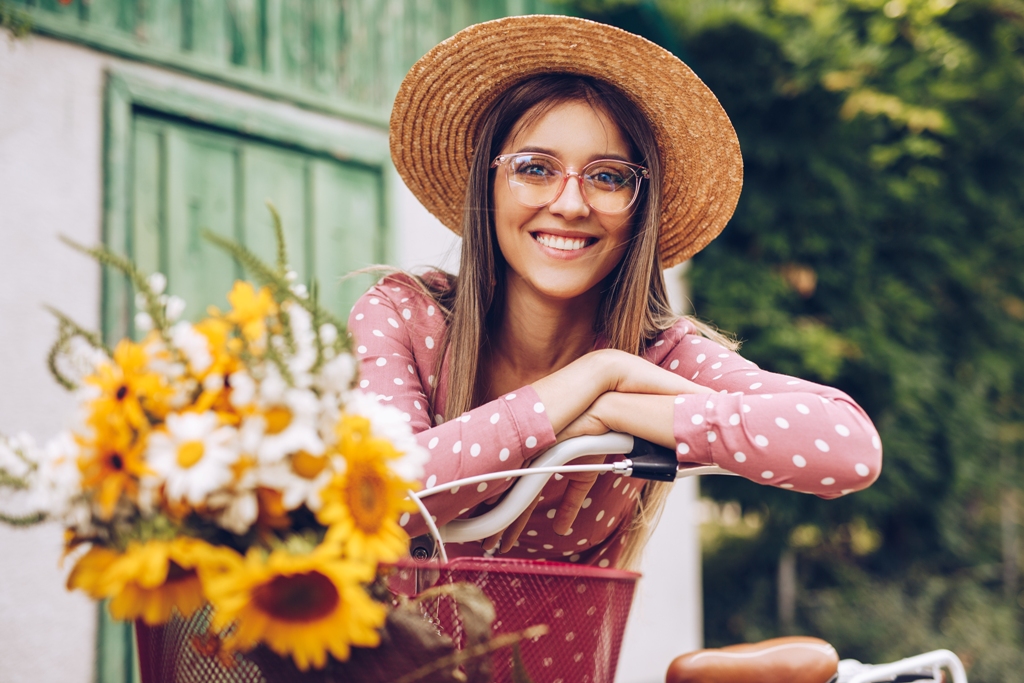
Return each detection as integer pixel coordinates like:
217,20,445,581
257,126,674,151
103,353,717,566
483,273,602,399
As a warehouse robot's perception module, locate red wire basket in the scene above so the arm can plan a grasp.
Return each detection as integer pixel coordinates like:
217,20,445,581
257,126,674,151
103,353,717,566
135,557,640,683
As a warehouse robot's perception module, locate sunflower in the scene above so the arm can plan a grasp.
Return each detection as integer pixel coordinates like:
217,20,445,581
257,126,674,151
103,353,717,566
317,415,417,563
68,539,232,625
76,417,149,519
204,544,384,671
85,339,172,430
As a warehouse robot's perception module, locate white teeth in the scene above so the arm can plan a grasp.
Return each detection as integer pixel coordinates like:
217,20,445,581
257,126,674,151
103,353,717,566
535,234,588,251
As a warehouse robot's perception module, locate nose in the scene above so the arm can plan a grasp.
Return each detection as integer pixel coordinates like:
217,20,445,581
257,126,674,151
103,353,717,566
547,173,590,221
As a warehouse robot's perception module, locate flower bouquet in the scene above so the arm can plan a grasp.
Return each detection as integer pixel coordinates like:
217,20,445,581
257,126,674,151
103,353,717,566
0,214,540,682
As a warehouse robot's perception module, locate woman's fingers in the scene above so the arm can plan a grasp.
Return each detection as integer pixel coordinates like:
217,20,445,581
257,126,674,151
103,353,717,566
552,455,605,535
499,497,540,554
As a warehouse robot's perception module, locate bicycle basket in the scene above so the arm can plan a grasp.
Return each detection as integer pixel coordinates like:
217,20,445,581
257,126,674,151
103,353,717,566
135,557,639,683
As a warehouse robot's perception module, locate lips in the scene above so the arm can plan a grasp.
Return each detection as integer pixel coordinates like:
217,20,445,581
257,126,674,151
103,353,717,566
532,232,595,252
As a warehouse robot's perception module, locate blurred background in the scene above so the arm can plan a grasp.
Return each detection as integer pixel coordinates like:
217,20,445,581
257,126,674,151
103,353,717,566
0,0,1022,682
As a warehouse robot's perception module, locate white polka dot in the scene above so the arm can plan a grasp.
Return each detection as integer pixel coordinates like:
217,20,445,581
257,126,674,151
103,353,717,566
543,544,554,550
369,298,380,305
534,402,545,413
607,516,616,527
855,463,870,477
359,379,370,388
527,530,538,537
469,443,481,457
402,308,411,320
655,340,665,346
598,559,610,568
527,548,537,553
705,400,715,409
427,305,435,316
577,539,587,546
675,396,686,404
357,345,367,354
595,510,605,521
408,364,415,374
525,436,537,448
546,509,556,519
729,413,740,426
692,372,699,379
796,404,810,414
786,380,800,385
387,318,399,328
691,339,702,344
612,478,621,488
425,336,434,349
459,414,472,423
355,313,365,321
505,393,516,400
453,441,462,453
394,377,404,385
570,554,580,562
399,512,410,527
414,400,422,410
428,375,436,387
841,488,854,495
754,435,769,447
696,354,706,363
719,353,729,358
835,424,851,437
872,435,881,450
428,437,439,449
815,439,830,452
792,455,807,468
745,372,759,376
670,359,680,370
490,413,500,424
750,382,763,390
691,414,704,425
821,477,835,486
477,482,488,492
499,448,510,461
742,404,752,413
733,452,747,463
622,484,630,495
677,442,690,455
375,357,387,366
781,483,794,489
712,362,722,369
372,329,384,337
707,431,717,442
435,414,444,424
426,474,437,488
713,374,723,380
775,417,790,429
761,471,774,479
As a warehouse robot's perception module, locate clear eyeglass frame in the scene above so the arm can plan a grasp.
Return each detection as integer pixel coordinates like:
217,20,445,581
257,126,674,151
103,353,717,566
491,152,650,215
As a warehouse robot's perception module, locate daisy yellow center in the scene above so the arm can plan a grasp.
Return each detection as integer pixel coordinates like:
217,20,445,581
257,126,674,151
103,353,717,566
346,464,387,534
177,441,205,468
252,571,340,623
292,451,328,479
264,407,292,435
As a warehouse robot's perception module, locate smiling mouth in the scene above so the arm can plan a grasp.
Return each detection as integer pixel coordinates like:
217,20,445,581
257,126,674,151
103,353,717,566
532,232,596,252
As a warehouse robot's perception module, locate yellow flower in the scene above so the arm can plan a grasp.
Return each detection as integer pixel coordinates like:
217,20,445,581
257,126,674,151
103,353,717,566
85,339,173,430
191,317,246,424
318,415,417,563
204,544,384,671
67,539,233,626
225,282,277,343
76,417,149,519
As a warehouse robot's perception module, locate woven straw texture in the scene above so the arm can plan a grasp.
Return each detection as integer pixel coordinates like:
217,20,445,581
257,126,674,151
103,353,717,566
390,14,743,268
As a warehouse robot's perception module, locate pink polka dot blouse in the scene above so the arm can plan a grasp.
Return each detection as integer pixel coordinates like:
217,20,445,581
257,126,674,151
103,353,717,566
350,274,882,567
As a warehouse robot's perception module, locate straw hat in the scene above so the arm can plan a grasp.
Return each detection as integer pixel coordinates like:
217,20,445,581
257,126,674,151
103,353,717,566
390,15,743,269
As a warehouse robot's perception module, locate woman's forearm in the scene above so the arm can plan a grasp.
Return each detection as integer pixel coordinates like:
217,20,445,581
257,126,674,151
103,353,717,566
590,392,678,450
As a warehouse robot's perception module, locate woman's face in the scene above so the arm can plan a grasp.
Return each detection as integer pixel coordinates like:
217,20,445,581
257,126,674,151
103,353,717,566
493,100,636,303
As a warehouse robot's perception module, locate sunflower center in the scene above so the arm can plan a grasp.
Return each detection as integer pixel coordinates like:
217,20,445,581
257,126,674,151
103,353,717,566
292,451,328,479
252,571,340,623
109,452,124,470
165,560,196,585
347,465,387,533
177,441,205,468
115,385,129,401
264,407,292,435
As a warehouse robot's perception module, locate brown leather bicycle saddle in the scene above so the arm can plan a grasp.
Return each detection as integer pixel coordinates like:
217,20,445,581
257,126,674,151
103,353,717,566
666,636,839,683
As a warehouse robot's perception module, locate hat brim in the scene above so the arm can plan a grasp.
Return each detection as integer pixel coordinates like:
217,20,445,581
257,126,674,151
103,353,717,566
390,15,743,269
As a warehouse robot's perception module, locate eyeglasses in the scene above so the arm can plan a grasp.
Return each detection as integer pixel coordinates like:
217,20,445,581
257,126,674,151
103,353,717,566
492,152,649,214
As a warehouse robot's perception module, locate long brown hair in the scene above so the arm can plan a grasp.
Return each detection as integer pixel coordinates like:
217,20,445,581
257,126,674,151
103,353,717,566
417,74,734,568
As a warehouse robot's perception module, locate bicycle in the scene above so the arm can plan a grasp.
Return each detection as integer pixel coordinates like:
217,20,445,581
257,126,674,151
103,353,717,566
408,432,969,683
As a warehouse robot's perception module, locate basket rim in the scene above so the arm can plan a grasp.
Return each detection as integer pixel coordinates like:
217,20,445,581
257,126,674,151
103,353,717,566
385,556,641,581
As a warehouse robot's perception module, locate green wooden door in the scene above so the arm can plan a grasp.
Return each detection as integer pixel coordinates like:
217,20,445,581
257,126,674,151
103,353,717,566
128,113,384,328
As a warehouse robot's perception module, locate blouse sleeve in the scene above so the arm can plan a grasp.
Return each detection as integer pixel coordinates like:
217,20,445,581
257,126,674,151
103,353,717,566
348,280,556,537
659,323,882,498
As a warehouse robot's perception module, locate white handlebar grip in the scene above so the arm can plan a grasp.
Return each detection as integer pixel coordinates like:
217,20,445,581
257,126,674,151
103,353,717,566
438,433,636,543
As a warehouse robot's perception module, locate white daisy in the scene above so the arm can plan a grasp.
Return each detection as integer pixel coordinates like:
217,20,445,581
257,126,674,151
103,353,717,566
147,412,239,506
170,321,212,375
259,449,335,512
345,390,429,481
251,388,325,465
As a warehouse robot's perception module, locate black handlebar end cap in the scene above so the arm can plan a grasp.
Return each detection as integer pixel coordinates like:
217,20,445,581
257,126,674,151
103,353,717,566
627,437,679,482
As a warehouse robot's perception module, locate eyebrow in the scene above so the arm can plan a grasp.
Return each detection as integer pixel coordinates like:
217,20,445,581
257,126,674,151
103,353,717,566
512,146,634,164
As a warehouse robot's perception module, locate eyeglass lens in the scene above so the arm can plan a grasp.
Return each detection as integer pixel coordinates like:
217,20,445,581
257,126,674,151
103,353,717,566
506,154,641,213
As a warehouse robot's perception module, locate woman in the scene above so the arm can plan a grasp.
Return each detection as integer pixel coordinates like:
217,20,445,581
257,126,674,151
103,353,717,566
351,16,881,569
